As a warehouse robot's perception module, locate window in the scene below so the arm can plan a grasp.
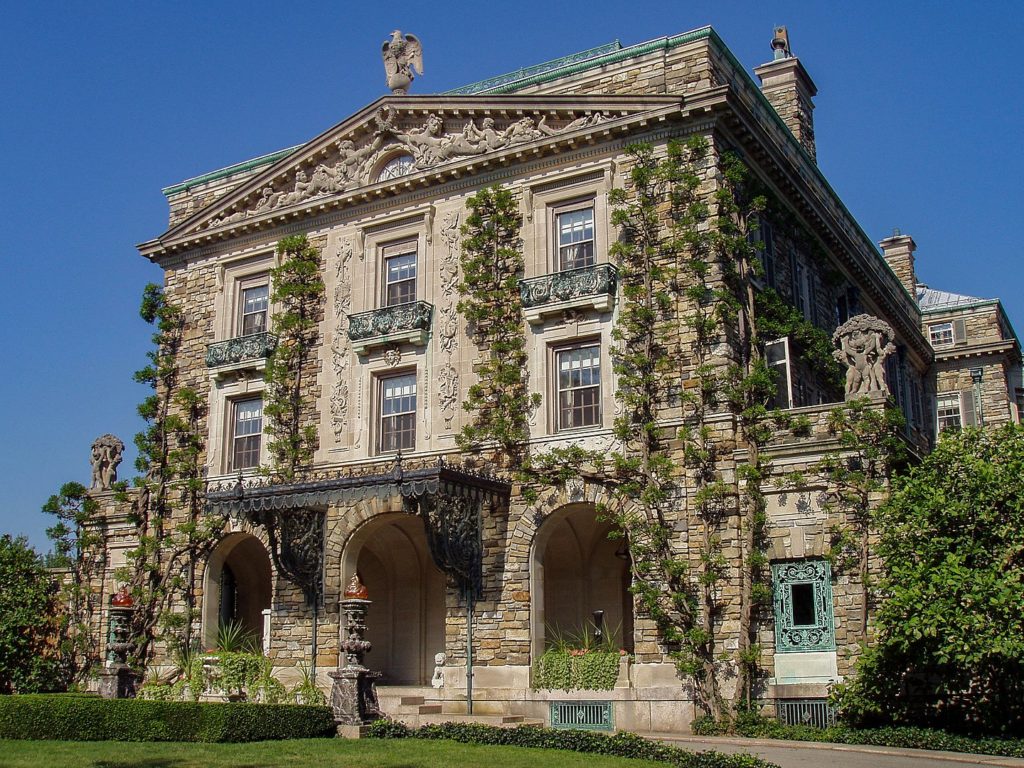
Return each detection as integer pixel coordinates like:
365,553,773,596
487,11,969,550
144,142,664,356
230,397,263,471
556,344,601,430
791,253,811,319
382,242,417,306
936,393,962,433
929,322,954,347
764,338,793,409
749,216,775,288
555,203,595,271
379,372,417,453
772,560,835,653
239,282,269,335
377,154,415,182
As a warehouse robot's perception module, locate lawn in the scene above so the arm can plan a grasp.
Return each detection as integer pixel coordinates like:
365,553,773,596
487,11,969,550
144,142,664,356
0,738,668,768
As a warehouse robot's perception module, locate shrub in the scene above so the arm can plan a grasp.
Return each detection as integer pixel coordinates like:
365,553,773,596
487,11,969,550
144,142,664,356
533,649,621,691
691,712,1024,759
368,720,778,768
0,695,335,742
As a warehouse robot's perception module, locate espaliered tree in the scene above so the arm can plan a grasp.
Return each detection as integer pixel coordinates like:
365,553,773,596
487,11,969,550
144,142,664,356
42,482,104,684
263,234,325,480
456,186,537,467
817,398,906,641
117,283,223,670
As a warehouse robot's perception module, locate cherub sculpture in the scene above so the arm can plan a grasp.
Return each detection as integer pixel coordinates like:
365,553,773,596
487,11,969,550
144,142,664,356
382,30,423,95
832,314,896,398
90,434,125,491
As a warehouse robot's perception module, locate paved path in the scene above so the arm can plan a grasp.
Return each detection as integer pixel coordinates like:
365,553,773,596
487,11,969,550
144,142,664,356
639,733,1024,768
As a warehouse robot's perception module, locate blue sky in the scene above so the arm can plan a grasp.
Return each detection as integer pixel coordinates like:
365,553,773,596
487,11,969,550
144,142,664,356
1,2,1021,550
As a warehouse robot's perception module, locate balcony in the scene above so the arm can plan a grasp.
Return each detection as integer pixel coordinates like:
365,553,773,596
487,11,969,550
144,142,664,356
519,263,618,324
347,300,433,354
205,331,277,372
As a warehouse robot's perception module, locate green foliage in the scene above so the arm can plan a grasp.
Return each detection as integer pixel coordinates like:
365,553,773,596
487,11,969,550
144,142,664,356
456,185,537,467
0,695,335,742
692,711,1024,759
815,398,906,639
116,283,221,672
41,481,103,684
833,424,1024,735
532,649,621,691
0,535,63,693
755,287,843,399
264,234,325,480
367,720,777,768
215,620,260,654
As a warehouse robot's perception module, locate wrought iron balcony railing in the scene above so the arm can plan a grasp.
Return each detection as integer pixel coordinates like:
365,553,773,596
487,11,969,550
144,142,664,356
519,263,618,323
347,300,433,353
205,331,278,369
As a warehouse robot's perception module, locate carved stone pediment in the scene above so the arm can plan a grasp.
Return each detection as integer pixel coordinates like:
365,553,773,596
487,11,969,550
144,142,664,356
156,95,683,248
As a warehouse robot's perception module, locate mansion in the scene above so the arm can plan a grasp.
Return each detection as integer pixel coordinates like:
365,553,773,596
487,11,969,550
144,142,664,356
83,26,1021,731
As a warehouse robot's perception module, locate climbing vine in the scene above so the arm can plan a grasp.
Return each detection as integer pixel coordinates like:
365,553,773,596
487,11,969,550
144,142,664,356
117,283,224,670
264,234,325,480
456,186,537,467
817,397,906,641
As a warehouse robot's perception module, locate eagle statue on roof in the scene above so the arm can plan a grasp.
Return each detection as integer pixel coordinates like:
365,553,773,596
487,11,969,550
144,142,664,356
382,30,423,95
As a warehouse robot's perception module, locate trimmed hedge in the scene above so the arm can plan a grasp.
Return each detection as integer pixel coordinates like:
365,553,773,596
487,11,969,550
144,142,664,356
0,695,336,742
692,714,1024,759
367,720,779,768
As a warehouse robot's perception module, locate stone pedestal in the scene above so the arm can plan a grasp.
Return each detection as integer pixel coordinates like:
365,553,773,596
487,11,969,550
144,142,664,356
330,596,382,728
329,667,382,726
98,664,138,699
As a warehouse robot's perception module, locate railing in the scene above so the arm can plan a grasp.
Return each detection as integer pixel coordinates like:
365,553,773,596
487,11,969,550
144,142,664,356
205,332,277,368
347,301,433,342
519,263,617,309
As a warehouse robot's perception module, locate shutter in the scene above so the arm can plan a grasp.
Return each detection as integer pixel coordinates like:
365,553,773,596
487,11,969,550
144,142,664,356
960,389,977,426
953,318,967,345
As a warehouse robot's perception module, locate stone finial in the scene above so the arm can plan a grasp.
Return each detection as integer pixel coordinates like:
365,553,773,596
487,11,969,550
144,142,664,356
90,434,125,491
832,314,897,399
382,30,423,95
771,26,792,60
343,573,369,599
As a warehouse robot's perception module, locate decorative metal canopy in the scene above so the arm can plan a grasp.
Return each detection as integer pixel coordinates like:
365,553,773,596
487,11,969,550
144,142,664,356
206,456,510,603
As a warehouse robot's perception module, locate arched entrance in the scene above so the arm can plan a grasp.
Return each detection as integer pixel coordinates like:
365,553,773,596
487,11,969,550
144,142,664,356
341,513,445,685
531,504,633,659
203,533,273,650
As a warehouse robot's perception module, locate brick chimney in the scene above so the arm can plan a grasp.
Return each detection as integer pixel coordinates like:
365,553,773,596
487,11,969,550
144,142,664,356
879,230,917,297
753,27,818,162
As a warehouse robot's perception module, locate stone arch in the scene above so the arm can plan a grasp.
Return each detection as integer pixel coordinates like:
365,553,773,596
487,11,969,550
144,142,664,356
530,502,633,661
340,511,445,685
202,532,273,650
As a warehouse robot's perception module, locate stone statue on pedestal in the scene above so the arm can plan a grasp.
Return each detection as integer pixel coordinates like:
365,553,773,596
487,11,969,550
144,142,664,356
90,434,124,491
832,314,896,399
382,30,423,95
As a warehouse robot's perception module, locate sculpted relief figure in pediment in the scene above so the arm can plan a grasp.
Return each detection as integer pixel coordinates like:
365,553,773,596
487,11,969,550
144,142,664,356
204,109,610,230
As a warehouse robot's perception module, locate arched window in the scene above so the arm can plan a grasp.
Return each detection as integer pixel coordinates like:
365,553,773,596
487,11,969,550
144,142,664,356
377,154,415,182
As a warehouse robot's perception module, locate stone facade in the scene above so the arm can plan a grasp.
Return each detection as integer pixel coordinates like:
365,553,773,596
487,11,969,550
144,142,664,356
78,26,973,730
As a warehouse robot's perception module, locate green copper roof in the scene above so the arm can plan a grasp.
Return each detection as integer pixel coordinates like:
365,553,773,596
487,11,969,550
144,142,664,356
446,28,713,94
162,145,301,197
444,41,623,95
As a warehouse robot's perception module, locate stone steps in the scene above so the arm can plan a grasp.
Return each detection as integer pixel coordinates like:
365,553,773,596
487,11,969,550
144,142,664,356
418,713,544,727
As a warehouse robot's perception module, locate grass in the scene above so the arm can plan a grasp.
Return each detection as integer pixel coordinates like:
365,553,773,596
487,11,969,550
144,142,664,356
0,738,668,768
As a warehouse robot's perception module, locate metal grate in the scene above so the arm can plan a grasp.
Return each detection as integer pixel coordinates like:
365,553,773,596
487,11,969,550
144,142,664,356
550,701,613,731
777,699,836,729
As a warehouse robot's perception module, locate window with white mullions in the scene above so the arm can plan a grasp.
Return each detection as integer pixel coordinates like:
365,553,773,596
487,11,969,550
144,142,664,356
936,393,962,433
240,284,269,335
556,207,595,271
231,397,263,471
383,246,417,306
556,344,601,430
379,372,417,453
764,337,793,410
929,322,954,347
